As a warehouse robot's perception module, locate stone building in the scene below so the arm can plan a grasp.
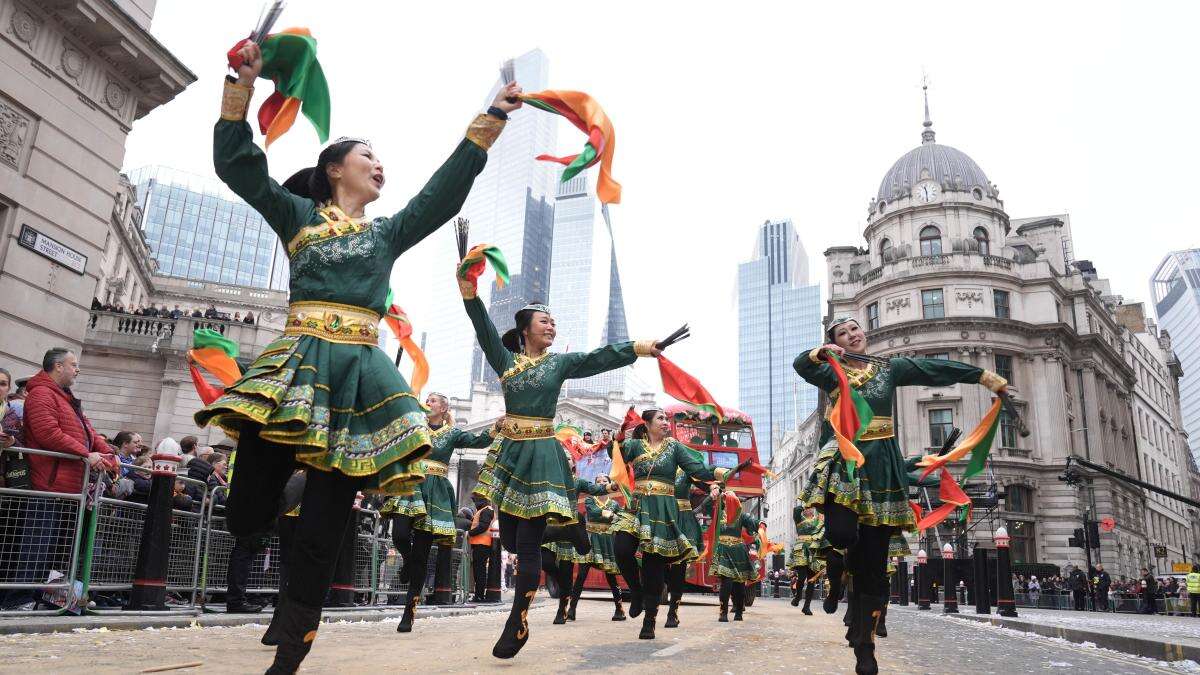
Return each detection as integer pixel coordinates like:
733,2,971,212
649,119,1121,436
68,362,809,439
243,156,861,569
763,409,821,554
0,0,193,369
817,89,1160,577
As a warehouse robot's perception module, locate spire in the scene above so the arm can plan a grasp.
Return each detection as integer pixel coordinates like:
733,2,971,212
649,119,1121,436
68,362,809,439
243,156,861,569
921,73,936,145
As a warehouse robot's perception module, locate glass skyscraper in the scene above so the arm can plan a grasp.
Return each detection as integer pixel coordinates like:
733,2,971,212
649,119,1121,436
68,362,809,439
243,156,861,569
422,48,559,397
127,165,289,291
548,169,630,396
1151,249,1200,460
737,219,822,462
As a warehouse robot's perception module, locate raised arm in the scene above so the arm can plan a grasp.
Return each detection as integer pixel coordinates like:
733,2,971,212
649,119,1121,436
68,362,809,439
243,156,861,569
674,440,728,483
889,357,1006,392
741,512,761,537
574,477,610,496
562,341,654,380
462,296,513,376
452,427,495,450
793,348,839,392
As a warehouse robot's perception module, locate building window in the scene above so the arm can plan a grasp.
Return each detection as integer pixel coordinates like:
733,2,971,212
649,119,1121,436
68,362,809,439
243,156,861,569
920,226,942,256
994,354,1014,385
974,227,990,255
921,289,945,318
925,352,950,360
880,238,894,262
1000,410,1019,448
1007,520,1036,564
866,303,880,330
993,290,1011,319
929,409,954,448
1006,485,1033,513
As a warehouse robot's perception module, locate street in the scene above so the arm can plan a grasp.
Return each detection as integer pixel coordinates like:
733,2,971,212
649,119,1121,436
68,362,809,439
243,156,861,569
1,597,1197,673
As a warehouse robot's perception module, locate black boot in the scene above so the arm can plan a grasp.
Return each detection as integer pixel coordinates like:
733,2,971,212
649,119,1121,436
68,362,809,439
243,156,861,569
802,582,815,615
628,591,643,618
825,552,845,614
639,598,658,639
851,595,883,675
791,580,801,607
733,588,744,622
396,595,417,633
261,594,285,646
612,599,627,621
492,586,537,659
875,599,888,638
718,599,729,622
664,601,679,628
264,597,322,675
553,595,569,625
567,594,579,621
845,589,858,648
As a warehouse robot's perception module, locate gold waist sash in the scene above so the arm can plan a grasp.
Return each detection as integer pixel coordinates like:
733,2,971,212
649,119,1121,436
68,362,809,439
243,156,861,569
423,460,448,478
285,301,380,345
586,523,610,533
823,413,895,441
500,414,555,440
635,479,675,497
719,535,744,546
677,499,693,510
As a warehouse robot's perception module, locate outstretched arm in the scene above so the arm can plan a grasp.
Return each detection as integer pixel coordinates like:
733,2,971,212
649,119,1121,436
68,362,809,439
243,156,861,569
453,428,495,450
562,341,656,380
889,357,1006,392
793,347,840,391
462,295,513,377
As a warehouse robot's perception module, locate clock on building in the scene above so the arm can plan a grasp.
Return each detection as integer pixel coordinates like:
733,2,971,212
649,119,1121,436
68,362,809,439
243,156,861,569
913,181,940,203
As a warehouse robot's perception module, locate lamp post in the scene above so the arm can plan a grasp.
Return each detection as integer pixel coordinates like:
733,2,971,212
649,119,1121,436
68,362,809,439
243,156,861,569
995,526,1018,617
917,549,930,610
942,543,958,613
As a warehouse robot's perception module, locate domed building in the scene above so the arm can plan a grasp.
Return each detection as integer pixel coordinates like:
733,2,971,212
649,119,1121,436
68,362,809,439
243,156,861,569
814,88,1166,579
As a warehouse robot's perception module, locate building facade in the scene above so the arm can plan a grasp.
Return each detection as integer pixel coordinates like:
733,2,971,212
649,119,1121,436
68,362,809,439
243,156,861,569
737,218,822,463
820,91,1158,577
1151,249,1200,463
0,0,193,369
763,408,822,555
127,165,290,292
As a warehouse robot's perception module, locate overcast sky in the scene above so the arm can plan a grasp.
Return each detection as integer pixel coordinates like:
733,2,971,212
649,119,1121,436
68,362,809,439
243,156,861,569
125,0,1199,406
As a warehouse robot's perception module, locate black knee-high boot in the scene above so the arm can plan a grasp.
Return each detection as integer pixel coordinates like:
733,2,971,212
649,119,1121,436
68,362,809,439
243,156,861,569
802,578,816,615
552,557,572,625
614,532,643,618
391,515,414,585
493,515,547,660
718,578,731,622
568,563,588,621
397,530,434,633
791,568,804,607
665,563,684,628
732,582,745,621
825,551,846,614
607,573,626,621
851,594,884,675
639,554,666,639
876,599,888,638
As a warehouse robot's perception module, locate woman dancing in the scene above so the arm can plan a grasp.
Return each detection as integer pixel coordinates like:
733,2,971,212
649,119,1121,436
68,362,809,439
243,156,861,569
611,409,729,640
566,473,627,622
461,291,662,658
663,463,707,628
195,41,520,674
790,505,826,615
384,393,496,633
702,486,759,623
795,317,1008,674
542,470,607,625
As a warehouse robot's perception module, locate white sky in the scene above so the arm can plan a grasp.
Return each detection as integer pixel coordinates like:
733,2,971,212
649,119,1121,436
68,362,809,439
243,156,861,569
125,0,1200,406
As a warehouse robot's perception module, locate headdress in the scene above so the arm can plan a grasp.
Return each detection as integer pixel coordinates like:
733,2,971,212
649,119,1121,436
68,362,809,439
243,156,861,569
520,303,551,315
330,136,371,148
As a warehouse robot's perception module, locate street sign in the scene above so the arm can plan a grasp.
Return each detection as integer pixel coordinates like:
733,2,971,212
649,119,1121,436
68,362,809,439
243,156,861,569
18,224,87,275
1173,562,1192,573
1153,545,1168,558
1100,517,1115,532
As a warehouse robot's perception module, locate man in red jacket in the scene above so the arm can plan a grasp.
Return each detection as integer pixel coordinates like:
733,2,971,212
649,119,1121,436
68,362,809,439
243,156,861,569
4,348,114,610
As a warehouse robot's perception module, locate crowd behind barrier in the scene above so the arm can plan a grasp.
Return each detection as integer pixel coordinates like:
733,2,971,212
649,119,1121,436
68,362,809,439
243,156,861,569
0,446,470,615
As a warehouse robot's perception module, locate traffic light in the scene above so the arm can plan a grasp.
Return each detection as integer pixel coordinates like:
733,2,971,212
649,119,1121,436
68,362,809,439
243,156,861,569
1069,528,1086,548
1087,521,1100,548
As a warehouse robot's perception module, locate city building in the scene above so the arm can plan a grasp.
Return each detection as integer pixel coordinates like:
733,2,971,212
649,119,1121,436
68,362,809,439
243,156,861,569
127,165,290,292
422,48,558,398
0,0,194,369
1150,249,1200,462
1117,302,1194,570
548,169,630,397
763,408,822,555
819,87,1158,577
737,218,822,462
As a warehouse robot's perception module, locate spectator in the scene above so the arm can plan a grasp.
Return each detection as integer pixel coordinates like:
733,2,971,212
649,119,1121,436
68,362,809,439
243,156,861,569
204,304,219,320
185,447,214,504
1093,564,1111,611
0,367,24,449
233,312,242,322
171,478,194,511
1028,576,1041,607
243,312,255,325
170,305,184,320
178,435,198,468
128,454,154,503
1141,567,1158,614
112,431,142,477
207,451,229,497
191,308,203,319
1068,564,1088,610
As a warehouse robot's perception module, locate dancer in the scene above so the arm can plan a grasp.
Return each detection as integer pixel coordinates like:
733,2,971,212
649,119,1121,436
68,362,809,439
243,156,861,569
460,290,663,659
542,472,607,625
790,505,827,615
567,474,627,622
795,317,1008,674
664,467,706,628
196,41,520,674
386,393,496,633
702,486,759,623
612,409,729,640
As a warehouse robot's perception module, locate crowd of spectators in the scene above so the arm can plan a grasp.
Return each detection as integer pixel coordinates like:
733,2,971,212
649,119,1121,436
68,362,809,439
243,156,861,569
91,298,256,324
1013,563,1194,614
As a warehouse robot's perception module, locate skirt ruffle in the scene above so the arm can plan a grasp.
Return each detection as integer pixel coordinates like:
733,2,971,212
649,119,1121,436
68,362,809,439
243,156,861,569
488,438,577,523
195,335,429,494
472,438,504,502
633,495,698,561
713,543,757,582
380,475,457,543
799,439,916,531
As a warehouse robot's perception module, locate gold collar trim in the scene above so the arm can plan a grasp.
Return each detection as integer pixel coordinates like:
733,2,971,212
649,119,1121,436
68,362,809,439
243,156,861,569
501,351,552,382
287,205,373,257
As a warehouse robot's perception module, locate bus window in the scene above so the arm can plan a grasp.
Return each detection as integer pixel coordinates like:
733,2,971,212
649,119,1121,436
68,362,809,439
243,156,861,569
709,451,741,470
675,421,713,447
716,427,753,449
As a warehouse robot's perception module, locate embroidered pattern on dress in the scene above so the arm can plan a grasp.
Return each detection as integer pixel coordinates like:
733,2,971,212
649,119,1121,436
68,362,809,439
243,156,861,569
502,353,556,393
290,226,379,278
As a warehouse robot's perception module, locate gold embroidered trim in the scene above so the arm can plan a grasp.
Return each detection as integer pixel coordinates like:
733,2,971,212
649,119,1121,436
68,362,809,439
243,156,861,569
423,460,449,477
285,301,380,345
221,79,252,121
635,479,675,496
808,347,824,364
498,414,555,440
677,498,694,510
718,535,744,546
634,340,657,357
820,414,895,441
287,205,373,256
501,352,552,381
828,363,879,401
631,440,670,466
465,113,505,150
980,369,1008,393
586,522,611,533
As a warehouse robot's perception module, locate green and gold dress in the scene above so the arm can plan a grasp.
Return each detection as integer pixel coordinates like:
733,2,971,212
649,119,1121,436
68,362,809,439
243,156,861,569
794,351,1006,531
196,112,505,494
673,468,705,561
542,477,610,560
580,494,621,573
702,498,759,583
464,295,654,521
790,507,827,573
380,422,493,542
618,438,725,560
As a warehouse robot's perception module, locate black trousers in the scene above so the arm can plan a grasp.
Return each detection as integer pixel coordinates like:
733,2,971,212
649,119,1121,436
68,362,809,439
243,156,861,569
824,502,894,598
719,578,745,610
613,531,668,613
1073,589,1087,610
471,544,491,599
227,534,266,606
497,512,549,624
225,426,363,609
277,515,298,595
1191,593,1200,617
667,563,686,605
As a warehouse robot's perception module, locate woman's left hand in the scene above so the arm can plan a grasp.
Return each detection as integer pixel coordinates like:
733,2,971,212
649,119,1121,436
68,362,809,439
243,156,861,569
491,82,523,114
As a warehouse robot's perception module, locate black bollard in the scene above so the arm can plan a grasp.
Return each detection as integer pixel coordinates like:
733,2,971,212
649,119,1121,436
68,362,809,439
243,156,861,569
327,509,358,607
126,454,181,611
898,561,909,606
890,558,900,604
995,527,1018,617
942,544,958,613
974,547,990,614
917,550,930,610
485,538,503,602
432,544,454,604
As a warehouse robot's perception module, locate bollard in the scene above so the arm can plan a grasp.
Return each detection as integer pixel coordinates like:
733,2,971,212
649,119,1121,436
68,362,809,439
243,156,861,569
994,526,1018,618
973,546,990,614
942,543,958,613
485,539,503,602
897,560,909,606
432,544,454,604
890,557,900,604
126,454,180,611
916,549,930,610
327,508,358,607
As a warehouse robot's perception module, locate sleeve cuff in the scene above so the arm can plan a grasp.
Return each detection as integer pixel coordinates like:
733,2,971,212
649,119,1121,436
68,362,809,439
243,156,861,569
466,113,506,151
980,370,1008,393
634,340,657,357
808,348,824,364
221,77,253,121
458,278,477,300
714,467,730,480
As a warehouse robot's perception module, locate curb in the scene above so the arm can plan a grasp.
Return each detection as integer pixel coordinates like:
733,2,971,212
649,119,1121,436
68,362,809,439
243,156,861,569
949,612,1200,662
0,601,539,636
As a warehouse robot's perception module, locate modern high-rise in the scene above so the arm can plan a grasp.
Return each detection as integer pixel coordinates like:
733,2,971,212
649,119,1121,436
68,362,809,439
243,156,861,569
127,165,290,292
548,169,630,396
737,219,822,462
421,48,558,397
1151,249,1200,461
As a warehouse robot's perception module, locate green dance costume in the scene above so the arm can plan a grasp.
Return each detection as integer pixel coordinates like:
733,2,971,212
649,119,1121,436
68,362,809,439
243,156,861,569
619,438,723,560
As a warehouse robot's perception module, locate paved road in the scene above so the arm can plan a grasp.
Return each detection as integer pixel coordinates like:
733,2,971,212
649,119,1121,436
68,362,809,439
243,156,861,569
0,597,1196,673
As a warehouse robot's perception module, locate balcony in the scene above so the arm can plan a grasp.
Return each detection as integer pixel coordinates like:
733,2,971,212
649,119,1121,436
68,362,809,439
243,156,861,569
85,312,283,361
832,251,1056,301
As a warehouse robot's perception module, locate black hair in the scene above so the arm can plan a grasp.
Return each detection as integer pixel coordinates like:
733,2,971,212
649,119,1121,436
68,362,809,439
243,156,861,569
180,435,198,454
282,139,366,202
631,409,661,440
501,303,547,353
42,348,72,372
114,430,135,447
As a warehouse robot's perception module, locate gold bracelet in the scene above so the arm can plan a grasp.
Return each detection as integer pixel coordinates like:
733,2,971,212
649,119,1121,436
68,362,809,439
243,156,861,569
221,78,253,121
980,370,1009,393
634,340,657,357
465,114,505,151
808,347,824,364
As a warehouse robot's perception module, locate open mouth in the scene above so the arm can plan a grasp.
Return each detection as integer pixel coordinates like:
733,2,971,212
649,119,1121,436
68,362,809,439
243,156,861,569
371,174,384,189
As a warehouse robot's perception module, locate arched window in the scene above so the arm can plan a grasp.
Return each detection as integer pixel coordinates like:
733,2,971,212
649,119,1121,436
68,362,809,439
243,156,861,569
919,225,942,256
880,237,894,261
974,227,990,255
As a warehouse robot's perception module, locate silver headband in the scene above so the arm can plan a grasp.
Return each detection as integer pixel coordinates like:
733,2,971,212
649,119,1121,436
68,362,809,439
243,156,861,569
330,136,371,149
521,303,551,315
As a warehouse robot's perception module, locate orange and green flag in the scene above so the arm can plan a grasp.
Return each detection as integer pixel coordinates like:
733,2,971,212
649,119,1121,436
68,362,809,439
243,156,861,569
824,352,873,478
188,328,241,405
656,355,725,422
457,244,510,295
384,290,429,400
917,396,1002,481
227,28,330,147
520,90,621,205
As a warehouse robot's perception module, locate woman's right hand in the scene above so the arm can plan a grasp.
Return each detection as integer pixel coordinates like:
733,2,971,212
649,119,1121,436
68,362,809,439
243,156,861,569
234,41,263,86
819,343,844,359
